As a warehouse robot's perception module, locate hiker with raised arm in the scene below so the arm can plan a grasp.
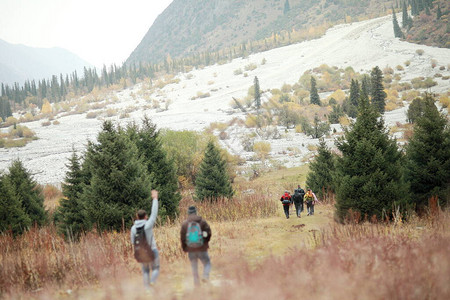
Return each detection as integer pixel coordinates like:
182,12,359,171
131,190,160,290
280,190,292,219
292,185,305,218
305,188,318,216
180,206,212,287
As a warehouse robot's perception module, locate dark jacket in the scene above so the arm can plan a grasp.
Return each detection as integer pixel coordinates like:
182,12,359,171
280,193,292,206
292,189,304,204
180,215,211,252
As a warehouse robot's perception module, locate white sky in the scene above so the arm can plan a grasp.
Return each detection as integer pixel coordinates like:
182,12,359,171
0,0,174,68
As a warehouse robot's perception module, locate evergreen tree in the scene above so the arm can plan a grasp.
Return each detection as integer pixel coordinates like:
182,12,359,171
127,117,181,220
393,9,405,38
284,0,290,15
53,151,90,240
254,76,261,109
81,121,152,232
436,4,442,19
361,75,371,99
306,139,335,200
349,79,360,107
405,94,450,209
406,97,426,123
0,97,12,121
402,1,408,28
0,174,31,235
195,141,233,201
334,95,407,221
370,66,387,114
310,76,321,106
6,160,47,226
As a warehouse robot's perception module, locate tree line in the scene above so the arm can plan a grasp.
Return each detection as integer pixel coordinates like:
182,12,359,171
307,92,450,221
0,118,233,238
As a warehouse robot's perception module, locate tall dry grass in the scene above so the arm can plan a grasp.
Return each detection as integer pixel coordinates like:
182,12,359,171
0,190,278,297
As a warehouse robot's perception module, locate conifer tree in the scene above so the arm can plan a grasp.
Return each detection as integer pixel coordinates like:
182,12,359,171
437,4,442,19
254,76,261,109
334,95,407,221
370,66,387,114
54,151,90,239
349,79,360,107
402,1,408,28
82,121,152,231
393,9,405,38
306,139,335,200
195,141,233,201
127,117,181,220
310,76,321,106
284,0,290,15
361,75,371,99
7,160,47,226
405,94,450,209
0,174,31,235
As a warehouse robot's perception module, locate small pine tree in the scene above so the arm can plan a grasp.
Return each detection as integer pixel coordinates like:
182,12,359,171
283,0,290,15
335,95,407,221
82,121,152,232
254,76,261,109
393,9,405,38
370,66,387,114
361,75,371,100
0,175,31,235
349,79,360,107
54,151,90,240
306,139,335,200
437,4,442,19
195,141,233,201
127,117,181,220
7,160,47,226
405,94,450,209
402,1,408,28
310,76,321,106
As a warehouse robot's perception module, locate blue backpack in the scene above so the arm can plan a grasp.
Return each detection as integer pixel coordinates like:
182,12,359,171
186,221,204,248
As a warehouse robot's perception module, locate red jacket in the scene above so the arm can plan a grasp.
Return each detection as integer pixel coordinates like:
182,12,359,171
280,193,291,206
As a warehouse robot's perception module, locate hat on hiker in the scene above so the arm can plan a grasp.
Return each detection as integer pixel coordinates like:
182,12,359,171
188,206,197,215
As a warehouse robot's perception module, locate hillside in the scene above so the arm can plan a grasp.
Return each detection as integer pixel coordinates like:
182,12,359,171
1,14,449,186
0,39,91,85
405,0,450,48
127,0,393,65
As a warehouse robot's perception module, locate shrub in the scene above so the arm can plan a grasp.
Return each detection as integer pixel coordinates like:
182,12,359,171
396,65,404,71
86,111,98,119
41,121,51,127
244,63,257,71
234,68,243,75
52,120,60,125
416,49,424,56
253,141,271,160
404,60,411,66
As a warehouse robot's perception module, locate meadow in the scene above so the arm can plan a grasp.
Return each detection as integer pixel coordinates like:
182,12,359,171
0,167,449,299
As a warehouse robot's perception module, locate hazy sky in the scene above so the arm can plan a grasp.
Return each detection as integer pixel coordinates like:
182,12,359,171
0,0,173,67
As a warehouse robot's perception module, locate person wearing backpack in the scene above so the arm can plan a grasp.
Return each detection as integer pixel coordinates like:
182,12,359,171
304,188,318,216
280,190,292,219
130,190,160,289
180,206,212,287
292,185,305,218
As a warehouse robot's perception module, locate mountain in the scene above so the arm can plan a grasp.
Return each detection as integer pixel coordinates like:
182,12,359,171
0,39,91,85
127,0,393,65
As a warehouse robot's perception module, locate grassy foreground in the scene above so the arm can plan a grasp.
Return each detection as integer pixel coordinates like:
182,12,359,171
1,165,449,299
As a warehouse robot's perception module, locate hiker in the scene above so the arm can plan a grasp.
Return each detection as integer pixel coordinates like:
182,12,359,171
292,185,305,218
180,206,212,287
305,188,318,216
131,190,160,289
280,190,292,219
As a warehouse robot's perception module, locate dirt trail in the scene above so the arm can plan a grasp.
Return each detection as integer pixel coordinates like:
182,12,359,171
64,204,334,299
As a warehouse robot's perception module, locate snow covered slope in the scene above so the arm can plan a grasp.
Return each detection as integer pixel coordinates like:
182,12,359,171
1,14,449,185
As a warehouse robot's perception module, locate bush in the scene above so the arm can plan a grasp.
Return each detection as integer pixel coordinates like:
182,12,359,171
404,60,411,66
396,65,404,71
53,120,60,125
41,121,51,127
86,111,98,119
244,63,257,71
234,68,243,75
416,49,424,56
253,141,271,160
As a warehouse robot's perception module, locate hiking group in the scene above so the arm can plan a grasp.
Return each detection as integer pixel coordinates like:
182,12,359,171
131,190,212,290
280,185,318,219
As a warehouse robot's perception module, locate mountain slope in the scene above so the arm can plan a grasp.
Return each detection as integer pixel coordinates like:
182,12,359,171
0,39,91,85
127,0,393,65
